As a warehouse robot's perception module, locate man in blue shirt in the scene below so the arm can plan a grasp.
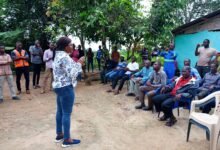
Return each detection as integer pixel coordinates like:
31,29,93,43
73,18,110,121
29,40,43,89
127,60,153,99
104,56,127,83
96,45,103,71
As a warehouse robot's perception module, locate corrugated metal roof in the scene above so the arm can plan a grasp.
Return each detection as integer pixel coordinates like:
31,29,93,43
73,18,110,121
172,9,220,34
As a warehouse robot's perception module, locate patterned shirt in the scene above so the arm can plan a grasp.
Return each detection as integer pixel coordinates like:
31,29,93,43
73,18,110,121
52,51,82,89
0,54,12,76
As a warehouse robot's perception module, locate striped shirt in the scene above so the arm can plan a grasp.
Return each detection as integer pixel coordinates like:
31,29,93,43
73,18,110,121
0,54,12,76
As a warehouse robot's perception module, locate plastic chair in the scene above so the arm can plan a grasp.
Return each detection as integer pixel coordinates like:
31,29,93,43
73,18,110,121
186,91,220,150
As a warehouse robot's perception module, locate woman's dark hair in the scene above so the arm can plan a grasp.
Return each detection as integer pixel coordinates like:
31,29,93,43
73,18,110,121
56,37,71,51
53,37,71,60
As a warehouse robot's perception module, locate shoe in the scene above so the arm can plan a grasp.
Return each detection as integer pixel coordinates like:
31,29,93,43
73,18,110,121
12,96,20,100
54,135,64,143
142,106,152,111
0,99,3,103
106,89,112,93
26,90,30,94
135,104,145,109
62,139,81,148
126,93,135,96
135,97,139,101
33,86,37,89
36,85,41,88
17,91,22,95
165,116,177,127
40,91,45,94
114,90,119,95
159,115,168,121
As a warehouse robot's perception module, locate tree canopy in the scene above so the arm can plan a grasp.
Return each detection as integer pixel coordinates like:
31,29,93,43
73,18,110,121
0,0,219,51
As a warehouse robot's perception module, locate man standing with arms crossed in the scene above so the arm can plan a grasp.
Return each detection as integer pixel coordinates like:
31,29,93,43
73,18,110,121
0,44,19,103
11,42,30,94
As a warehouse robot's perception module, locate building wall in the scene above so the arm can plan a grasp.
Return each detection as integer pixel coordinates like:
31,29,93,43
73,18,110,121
175,30,220,69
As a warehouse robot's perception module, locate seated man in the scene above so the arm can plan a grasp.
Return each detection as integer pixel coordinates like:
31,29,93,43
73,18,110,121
184,58,201,81
107,56,139,94
135,61,167,111
196,63,220,113
100,57,118,84
104,56,127,83
152,66,197,126
127,60,153,100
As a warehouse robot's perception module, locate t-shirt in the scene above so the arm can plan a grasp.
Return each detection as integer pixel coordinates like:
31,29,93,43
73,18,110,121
29,45,43,64
197,47,217,66
148,70,167,86
125,62,139,75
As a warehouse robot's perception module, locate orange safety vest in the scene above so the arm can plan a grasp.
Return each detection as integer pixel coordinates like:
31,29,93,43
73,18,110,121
13,49,29,68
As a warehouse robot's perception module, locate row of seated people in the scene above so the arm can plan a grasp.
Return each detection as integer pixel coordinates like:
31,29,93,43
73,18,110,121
100,57,220,127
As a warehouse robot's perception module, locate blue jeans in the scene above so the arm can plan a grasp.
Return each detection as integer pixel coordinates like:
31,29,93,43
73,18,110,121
54,85,75,140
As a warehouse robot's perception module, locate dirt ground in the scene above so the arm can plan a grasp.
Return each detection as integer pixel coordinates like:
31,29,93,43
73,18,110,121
0,75,219,150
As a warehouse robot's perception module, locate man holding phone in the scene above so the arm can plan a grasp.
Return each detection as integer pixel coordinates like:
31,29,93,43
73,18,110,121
195,39,218,78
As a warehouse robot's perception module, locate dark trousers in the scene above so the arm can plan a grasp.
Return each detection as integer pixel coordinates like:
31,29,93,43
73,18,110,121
87,59,94,72
33,64,41,86
15,67,30,91
152,93,175,118
112,74,129,90
196,66,210,78
200,98,215,113
97,59,101,71
100,69,111,83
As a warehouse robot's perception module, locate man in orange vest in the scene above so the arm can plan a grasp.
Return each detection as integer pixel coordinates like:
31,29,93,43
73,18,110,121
11,42,30,94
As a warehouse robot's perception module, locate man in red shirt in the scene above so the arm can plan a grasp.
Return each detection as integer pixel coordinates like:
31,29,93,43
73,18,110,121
111,47,120,63
152,66,196,126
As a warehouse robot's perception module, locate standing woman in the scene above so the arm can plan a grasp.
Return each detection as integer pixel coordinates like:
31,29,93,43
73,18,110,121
160,43,177,79
53,37,84,148
87,48,94,72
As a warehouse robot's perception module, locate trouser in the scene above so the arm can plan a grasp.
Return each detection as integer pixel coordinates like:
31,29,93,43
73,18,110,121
164,61,175,79
0,75,16,99
33,64,41,86
87,59,94,72
196,66,210,78
104,71,116,83
41,68,53,92
200,98,215,113
117,75,130,91
196,88,210,99
15,67,30,91
112,74,128,90
152,93,173,112
100,69,111,83
139,86,157,108
128,78,141,96
54,85,74,140
97,59,101,71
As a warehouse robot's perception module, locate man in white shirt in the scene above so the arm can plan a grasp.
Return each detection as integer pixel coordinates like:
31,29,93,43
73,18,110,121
41,43,55,94
195,39,218,78
107,56,139,95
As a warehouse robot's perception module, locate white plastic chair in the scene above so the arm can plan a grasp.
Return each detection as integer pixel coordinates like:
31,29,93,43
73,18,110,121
186,91,220,150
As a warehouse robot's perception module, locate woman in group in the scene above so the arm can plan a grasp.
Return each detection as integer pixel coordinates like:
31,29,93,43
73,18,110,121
53,37,84,148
